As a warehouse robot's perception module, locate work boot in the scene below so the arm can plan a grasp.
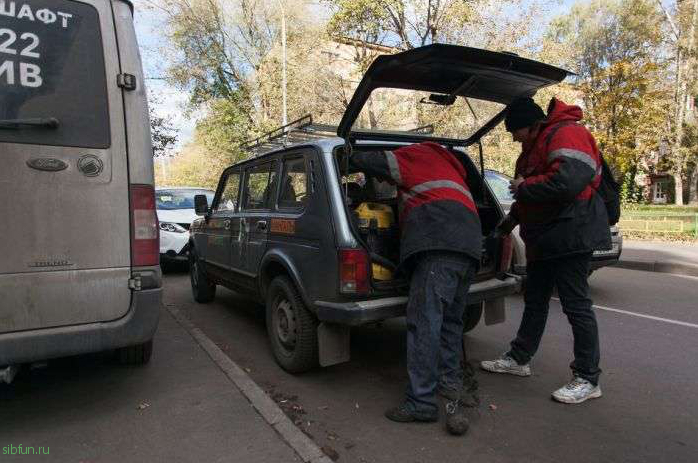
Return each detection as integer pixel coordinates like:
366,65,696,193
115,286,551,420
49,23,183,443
480,353,532,377
385,402,438,423
551,377,602,404
444,399,469,436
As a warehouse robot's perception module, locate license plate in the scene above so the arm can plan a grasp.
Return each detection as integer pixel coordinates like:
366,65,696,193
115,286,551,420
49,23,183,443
593,244,619,256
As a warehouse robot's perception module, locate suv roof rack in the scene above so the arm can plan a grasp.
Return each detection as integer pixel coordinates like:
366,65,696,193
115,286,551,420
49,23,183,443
240,114,435,158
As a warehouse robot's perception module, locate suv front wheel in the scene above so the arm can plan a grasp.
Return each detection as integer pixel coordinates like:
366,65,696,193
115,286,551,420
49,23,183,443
266,276,318,373
189,247,216,303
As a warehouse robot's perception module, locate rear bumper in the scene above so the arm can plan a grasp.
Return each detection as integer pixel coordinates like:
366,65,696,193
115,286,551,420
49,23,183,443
315,275,520,326
0,288,161,365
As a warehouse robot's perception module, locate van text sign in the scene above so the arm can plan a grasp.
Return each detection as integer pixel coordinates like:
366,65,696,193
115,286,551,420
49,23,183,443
0,2,75,89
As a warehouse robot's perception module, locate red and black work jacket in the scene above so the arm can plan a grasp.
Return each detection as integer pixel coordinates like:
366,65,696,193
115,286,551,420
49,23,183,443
350,142,482,266
511,98,611,261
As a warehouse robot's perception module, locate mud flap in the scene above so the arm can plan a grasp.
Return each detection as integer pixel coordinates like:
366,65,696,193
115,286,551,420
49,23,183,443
318,323,350,367
484,298,506,325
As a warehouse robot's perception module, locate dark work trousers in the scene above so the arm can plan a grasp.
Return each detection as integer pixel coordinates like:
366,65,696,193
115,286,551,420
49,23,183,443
404,251,478,415
508,252,601,385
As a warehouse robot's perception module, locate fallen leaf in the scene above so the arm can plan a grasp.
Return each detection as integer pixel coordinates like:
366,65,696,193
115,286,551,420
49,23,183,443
321,445,340,461
137,403,150,410
244,368,251,373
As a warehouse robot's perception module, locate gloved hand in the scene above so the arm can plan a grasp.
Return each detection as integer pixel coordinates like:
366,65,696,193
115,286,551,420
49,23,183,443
492,213,517,238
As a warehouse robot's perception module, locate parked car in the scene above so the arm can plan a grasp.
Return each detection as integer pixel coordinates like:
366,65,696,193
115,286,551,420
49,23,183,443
187,45,578,373
156,187,214,265
484,169,623,277
0,0,160,378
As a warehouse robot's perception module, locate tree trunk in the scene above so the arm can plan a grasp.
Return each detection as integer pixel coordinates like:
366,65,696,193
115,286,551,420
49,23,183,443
674,173,685,205
668,0,698,206
690,168,698,204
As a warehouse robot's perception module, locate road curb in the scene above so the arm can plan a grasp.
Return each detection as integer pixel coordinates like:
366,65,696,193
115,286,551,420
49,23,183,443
614,260,698,277
166,305,333,463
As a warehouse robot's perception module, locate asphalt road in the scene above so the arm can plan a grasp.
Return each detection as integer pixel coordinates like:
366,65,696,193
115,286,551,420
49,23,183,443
162,266,698,463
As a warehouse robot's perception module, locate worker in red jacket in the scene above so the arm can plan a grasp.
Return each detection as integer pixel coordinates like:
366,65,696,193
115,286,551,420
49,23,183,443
480,97,611,404
350,142,481,435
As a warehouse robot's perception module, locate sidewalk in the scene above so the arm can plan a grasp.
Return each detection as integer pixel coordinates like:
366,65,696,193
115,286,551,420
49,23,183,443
1,306,329,463
615,240,698,277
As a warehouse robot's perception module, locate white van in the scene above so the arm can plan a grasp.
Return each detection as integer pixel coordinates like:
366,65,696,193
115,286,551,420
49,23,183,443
0,0,161,375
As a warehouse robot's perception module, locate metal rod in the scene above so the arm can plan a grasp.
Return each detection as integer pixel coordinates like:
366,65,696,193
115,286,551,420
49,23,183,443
279,0,288,127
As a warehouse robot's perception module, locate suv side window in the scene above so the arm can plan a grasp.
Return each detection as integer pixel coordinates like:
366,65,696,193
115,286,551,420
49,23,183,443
243,162,276,210
214,171,241,213
279,156,308,210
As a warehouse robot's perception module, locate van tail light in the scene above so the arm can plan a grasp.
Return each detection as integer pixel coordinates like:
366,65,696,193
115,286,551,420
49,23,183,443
500,234,513,272
130,184,159,267
339,249,369,294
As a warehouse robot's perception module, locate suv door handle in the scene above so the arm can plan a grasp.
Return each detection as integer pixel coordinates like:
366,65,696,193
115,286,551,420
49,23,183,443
223,219,231,230
256,220,267,231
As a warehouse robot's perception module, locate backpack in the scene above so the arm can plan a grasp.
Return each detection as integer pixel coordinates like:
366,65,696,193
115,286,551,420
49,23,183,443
545,122,621,226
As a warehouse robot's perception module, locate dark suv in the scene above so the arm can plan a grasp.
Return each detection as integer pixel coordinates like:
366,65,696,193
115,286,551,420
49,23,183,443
188,44,572,373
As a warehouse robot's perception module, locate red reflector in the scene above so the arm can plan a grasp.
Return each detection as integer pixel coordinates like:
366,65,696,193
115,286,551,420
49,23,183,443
500,234,513,272
130,184,159,267
339,249,369,294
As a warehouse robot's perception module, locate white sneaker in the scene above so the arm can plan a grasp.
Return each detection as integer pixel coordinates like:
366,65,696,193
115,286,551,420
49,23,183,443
552,377,602,404
480,354,532,377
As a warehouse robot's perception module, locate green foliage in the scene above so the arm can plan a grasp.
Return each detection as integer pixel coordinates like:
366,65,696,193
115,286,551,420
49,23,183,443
324,0,476,50
195,94,254,166
549,0,671,179
154,143,221,189
148,91,179,158
620,171,645,205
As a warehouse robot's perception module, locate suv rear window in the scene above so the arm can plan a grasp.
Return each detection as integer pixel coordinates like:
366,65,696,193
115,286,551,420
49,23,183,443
0,0,110,148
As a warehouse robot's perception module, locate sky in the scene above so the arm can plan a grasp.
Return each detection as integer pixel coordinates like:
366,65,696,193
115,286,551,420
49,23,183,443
133,0,580,151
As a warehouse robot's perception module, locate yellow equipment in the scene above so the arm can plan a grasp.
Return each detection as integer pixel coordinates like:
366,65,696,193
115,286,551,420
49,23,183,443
355,202,395,280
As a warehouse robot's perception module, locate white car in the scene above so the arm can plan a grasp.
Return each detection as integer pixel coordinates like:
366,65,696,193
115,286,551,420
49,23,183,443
156,187,215,264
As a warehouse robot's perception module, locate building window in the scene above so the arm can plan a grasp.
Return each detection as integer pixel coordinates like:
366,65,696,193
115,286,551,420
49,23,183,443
653,181,668,204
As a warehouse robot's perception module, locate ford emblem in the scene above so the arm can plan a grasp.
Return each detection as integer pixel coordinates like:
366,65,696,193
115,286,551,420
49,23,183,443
26,158,68,172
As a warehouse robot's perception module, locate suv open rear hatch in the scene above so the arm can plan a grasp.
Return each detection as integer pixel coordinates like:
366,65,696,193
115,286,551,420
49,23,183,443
336,44,571,145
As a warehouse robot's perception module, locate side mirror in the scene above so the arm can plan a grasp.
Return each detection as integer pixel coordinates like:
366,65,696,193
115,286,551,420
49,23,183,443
194,194,209,216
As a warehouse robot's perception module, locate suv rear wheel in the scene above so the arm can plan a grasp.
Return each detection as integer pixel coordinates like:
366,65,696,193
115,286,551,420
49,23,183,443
266,276,318,373
189,247,216,303
463,303,483,333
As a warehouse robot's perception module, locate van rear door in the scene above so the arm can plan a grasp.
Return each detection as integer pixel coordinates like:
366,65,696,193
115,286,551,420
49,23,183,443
0,0,132,333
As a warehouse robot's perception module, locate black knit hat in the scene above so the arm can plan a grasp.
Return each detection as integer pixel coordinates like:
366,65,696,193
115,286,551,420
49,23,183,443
504,97,546,132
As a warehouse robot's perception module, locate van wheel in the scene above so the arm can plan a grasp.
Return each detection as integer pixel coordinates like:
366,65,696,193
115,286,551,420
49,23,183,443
117,340,153,365
189,247,216,303
463,303,483,333
266,276,318,373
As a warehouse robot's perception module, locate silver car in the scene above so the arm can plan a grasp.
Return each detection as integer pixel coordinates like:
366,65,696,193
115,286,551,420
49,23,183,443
484,169,623,278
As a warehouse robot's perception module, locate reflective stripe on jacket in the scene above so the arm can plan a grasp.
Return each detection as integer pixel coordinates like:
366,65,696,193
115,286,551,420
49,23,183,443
511,98,611,261
350,142,482,266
